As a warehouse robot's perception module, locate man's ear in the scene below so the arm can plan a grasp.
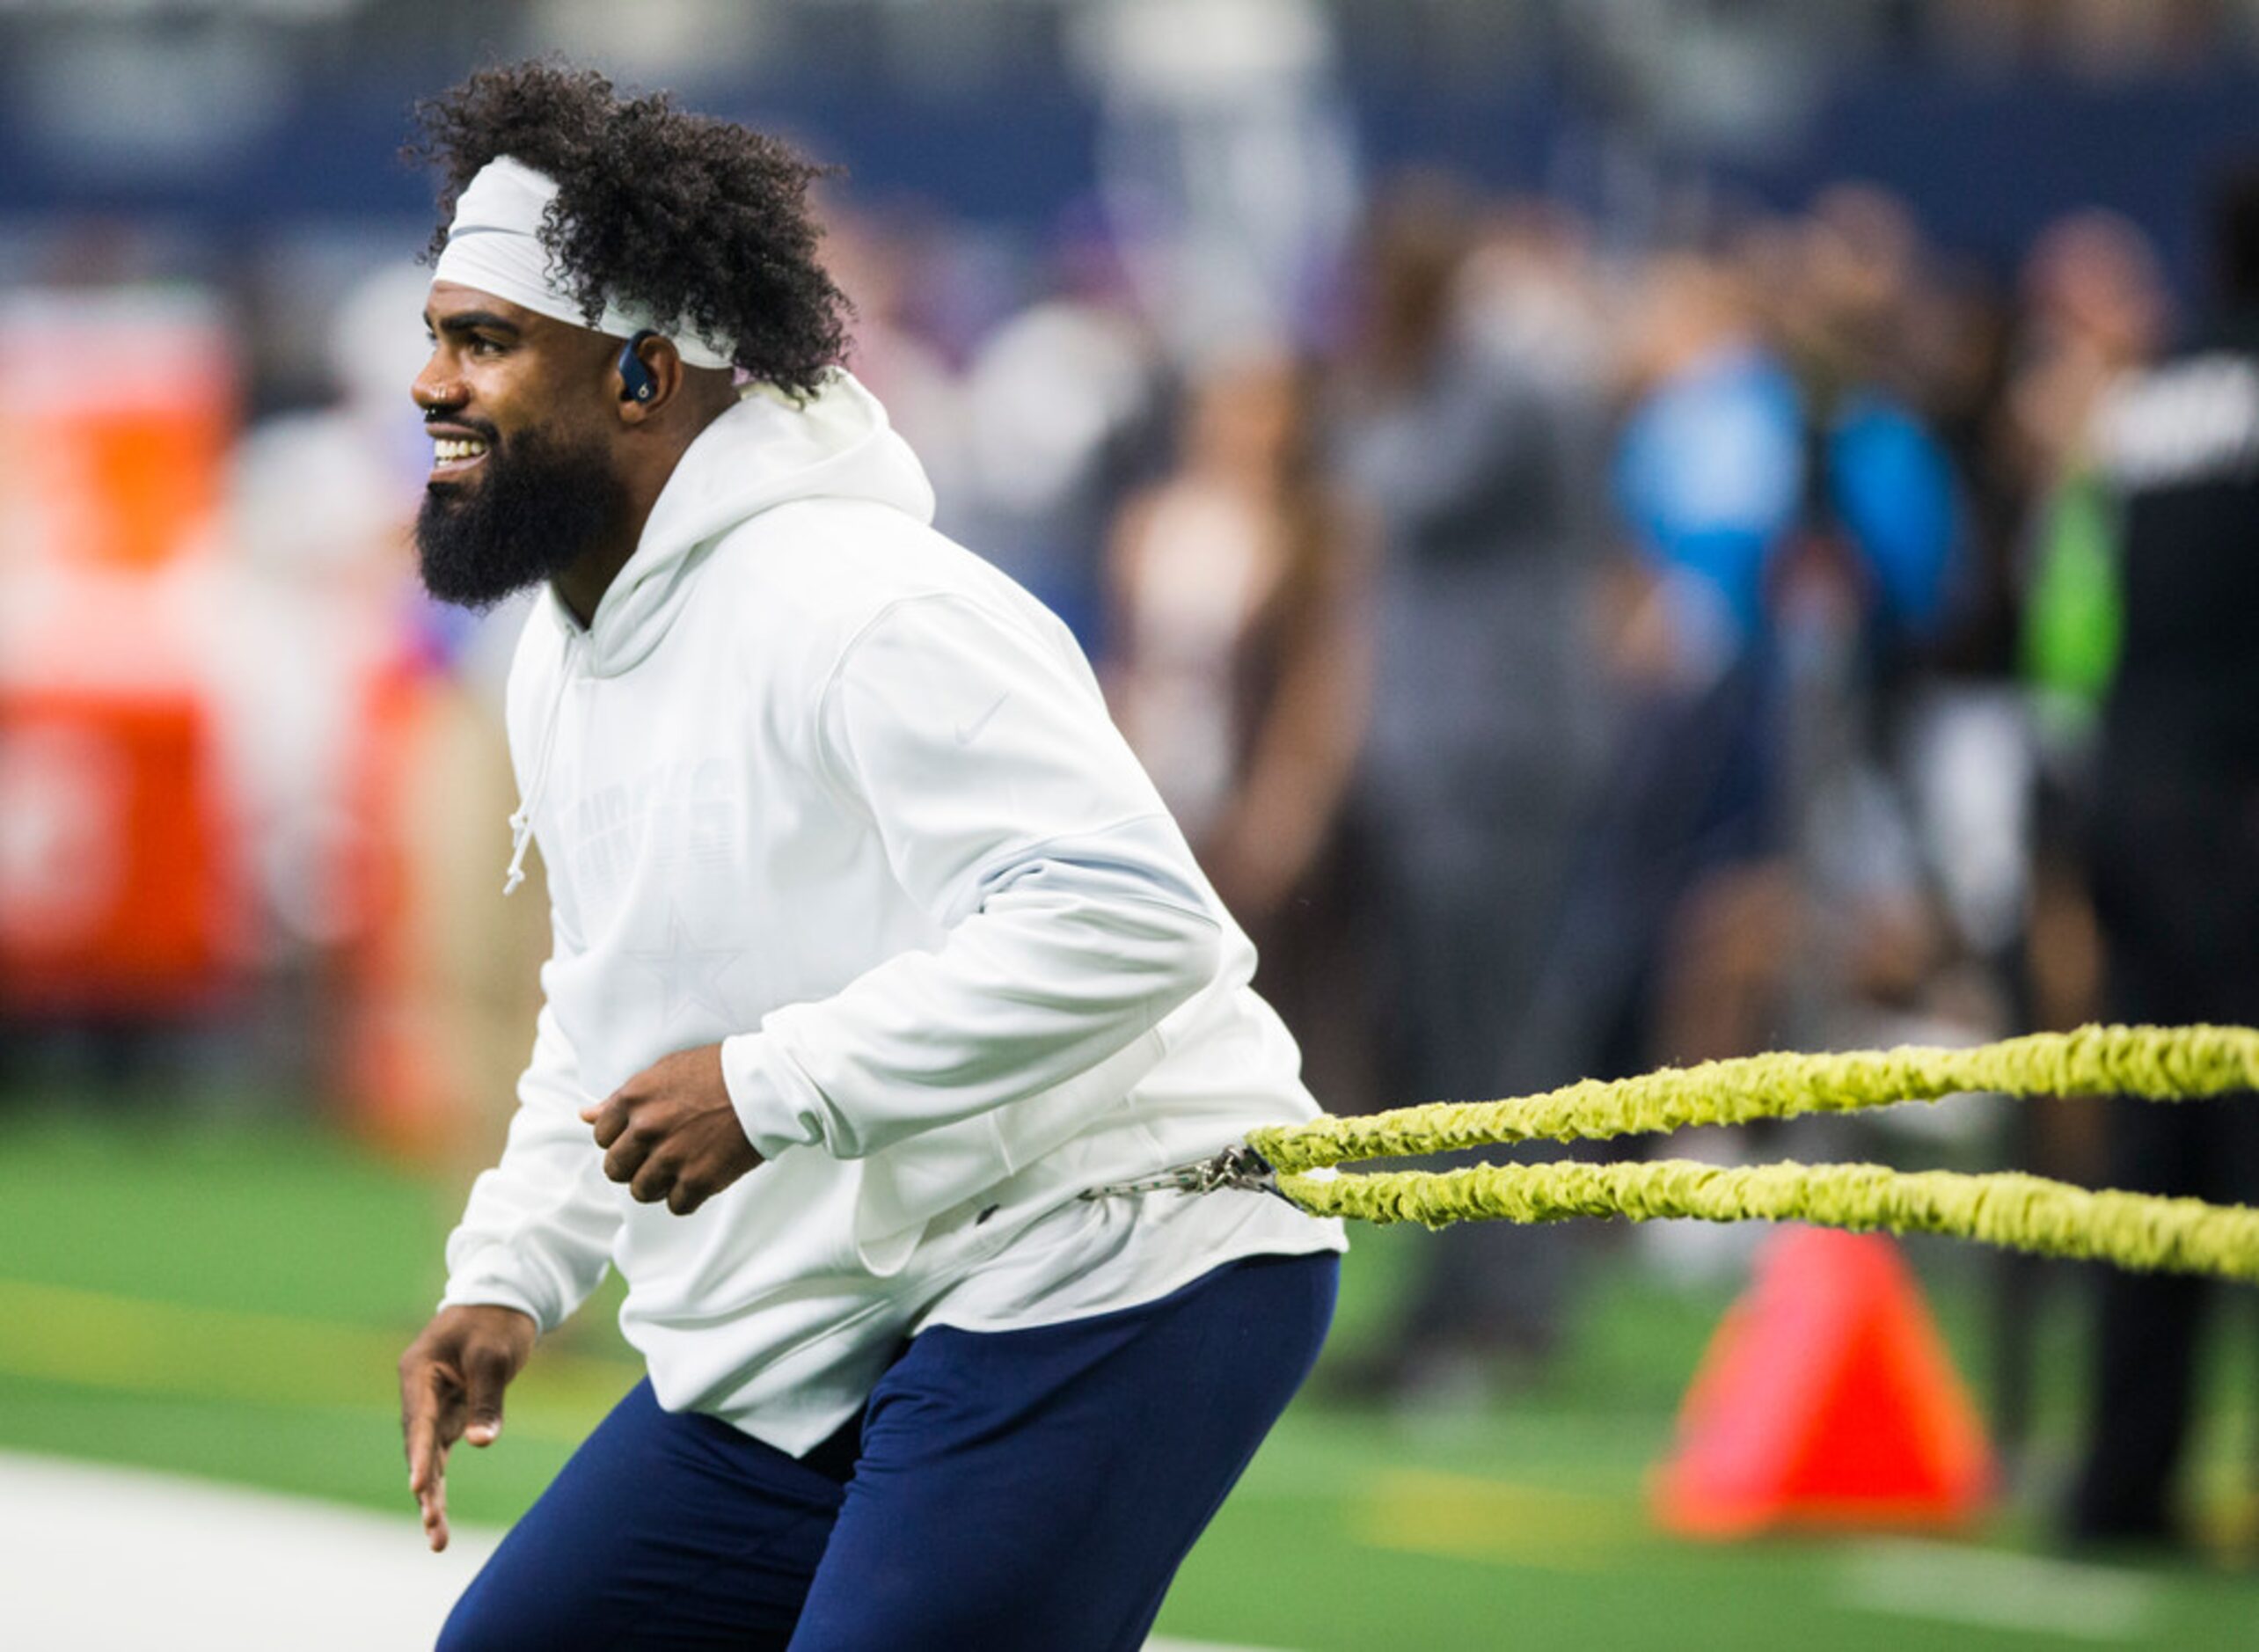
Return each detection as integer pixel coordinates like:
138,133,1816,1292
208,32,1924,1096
615,331,684,425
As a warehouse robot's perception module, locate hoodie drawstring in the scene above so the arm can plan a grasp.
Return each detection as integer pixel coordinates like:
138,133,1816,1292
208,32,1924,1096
505,633,581,895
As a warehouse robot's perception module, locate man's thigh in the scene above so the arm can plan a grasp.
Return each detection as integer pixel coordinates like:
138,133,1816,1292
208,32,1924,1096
439,1378,848,1652
792,1250,1340,1652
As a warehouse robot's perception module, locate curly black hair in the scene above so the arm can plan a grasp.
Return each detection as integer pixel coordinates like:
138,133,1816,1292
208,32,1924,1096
408,60,850,395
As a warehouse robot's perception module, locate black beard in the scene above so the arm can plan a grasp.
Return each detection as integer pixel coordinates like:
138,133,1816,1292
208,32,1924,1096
414,421,627,610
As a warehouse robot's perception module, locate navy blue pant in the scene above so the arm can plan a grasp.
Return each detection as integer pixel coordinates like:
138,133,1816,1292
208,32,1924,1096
438,1251,1337,1650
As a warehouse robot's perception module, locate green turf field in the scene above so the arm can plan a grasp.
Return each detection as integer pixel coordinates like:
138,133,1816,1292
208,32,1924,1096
4,1101,2255,1648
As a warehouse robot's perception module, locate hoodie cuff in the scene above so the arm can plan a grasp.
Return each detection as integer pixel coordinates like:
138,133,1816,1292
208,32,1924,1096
438,1252,555,1334
721,1031,829,1161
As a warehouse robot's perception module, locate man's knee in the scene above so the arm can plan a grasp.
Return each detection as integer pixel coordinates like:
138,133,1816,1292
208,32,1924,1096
435,1601,508,1652
435,1560,608,1652
435,1583,538,1652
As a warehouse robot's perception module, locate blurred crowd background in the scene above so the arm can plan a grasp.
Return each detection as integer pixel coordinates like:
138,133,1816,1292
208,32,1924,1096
7,0,2259,1568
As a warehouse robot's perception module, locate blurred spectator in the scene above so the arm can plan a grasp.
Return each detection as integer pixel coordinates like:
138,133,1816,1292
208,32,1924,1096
1522,245,1801,1082
1792,186,1966,658
2013,211,2171,759
959,211,1173,651
2001,211,2170,1334
1326,177,1612,1394
2062,162,2259,1552
1769,186,1970,1052
1106,353,1367,925
2014,212,2171,487
2001,216,2171,1234
1104,354,1370,1088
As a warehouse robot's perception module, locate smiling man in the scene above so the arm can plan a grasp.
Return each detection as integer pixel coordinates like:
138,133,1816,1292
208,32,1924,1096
391,62,1343,1652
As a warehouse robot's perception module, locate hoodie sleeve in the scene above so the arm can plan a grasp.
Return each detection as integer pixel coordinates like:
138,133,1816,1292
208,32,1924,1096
438,927,622,1332
719,591,1224,1163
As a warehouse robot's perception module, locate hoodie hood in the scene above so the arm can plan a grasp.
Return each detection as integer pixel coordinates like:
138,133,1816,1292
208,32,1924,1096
552,368,935,677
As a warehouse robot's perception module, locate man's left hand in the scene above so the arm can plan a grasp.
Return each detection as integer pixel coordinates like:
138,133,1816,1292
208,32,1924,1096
581,1044,764,1216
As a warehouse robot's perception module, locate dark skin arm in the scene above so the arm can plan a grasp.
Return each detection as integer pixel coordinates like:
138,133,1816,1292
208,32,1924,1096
398,1303,537,1553
580,1042,765,1216
399,1056,757,1549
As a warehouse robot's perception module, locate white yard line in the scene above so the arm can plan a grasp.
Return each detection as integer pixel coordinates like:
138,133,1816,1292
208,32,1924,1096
0,1451,497,1652
1836,1536,2159,1641
0,1451,1285,1651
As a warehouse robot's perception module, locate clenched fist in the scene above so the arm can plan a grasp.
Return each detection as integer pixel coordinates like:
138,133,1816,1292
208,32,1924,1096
581,1042,764,1216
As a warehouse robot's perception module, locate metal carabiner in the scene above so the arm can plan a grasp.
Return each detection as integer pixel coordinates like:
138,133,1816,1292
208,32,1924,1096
1079,1143,1289,1204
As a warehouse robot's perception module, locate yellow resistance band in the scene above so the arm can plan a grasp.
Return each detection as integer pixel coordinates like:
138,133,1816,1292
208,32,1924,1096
1282,1159,2259,1284
1232,1024,2259,1283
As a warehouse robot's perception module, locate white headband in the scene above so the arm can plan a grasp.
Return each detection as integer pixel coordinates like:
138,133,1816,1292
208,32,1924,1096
431,155,736,370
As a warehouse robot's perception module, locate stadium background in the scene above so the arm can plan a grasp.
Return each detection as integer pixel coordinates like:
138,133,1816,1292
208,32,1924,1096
4,2,2259,1647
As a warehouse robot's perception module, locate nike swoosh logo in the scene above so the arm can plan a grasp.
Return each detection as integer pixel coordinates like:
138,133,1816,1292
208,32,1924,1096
955,691,1011,746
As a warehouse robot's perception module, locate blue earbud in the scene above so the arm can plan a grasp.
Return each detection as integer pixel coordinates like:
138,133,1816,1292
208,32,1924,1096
618,329,660,403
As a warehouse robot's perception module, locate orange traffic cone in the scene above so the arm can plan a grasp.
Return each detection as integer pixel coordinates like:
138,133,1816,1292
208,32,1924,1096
1652,1225,1994,1537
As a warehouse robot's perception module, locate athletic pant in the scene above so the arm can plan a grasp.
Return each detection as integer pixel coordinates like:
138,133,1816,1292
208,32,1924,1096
437,1250,1338,1650
2068,788,2259,1542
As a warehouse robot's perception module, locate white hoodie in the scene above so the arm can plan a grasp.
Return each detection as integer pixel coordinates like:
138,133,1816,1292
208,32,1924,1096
439,372,1341,1453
